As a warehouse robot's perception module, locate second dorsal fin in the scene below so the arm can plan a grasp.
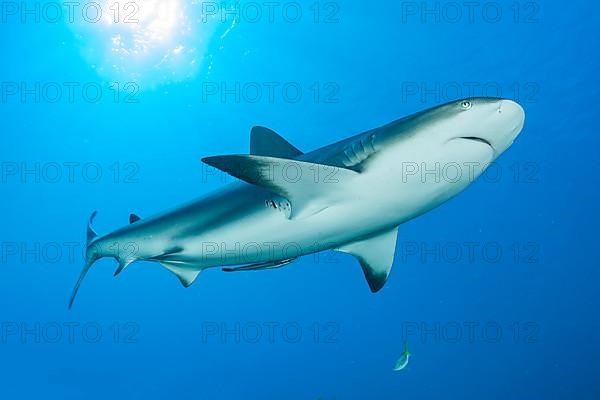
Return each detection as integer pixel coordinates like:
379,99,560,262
250,126,303,158
129,213,141,224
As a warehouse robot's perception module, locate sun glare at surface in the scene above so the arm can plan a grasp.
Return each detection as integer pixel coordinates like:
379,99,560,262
71,0,230,86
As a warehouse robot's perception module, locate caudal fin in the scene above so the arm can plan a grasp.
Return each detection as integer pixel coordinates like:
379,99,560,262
68,211,100,309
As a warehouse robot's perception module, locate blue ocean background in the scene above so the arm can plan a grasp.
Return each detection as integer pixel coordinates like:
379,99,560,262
1,1,598,398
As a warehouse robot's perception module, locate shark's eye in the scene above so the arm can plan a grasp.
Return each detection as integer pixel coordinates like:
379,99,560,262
461,101,472,110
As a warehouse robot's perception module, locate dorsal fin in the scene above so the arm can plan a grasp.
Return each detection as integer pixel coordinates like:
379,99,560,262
129,213,141,224
250,126,303,158
202,155,358,219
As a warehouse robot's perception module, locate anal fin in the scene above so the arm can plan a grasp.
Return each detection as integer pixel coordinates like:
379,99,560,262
160,262,201,288
114,259,134,277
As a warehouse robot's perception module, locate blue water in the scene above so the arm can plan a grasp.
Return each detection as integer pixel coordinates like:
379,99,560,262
1,1,599,398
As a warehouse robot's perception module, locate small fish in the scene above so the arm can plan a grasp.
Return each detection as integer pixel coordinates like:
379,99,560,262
393,340,411,371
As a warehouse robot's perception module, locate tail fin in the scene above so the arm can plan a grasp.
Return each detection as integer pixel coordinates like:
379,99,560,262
68,211,100,309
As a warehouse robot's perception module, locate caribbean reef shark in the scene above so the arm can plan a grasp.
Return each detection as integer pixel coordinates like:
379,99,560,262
69,98,525,308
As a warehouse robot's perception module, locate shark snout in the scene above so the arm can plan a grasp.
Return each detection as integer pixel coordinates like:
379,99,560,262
492,99,525,154
452,98,525,156
498,99,525,132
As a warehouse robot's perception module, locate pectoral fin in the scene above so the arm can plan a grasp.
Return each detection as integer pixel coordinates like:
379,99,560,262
201,155,358,219
337,227,399,292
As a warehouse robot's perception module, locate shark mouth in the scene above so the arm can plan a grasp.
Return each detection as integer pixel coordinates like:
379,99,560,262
458,136,494,151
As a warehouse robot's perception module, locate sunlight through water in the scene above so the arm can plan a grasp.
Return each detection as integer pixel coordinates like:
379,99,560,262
70,0,232,87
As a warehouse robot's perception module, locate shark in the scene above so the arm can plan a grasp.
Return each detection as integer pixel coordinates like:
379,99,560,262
69,97,525,308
